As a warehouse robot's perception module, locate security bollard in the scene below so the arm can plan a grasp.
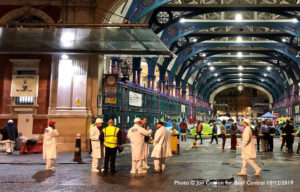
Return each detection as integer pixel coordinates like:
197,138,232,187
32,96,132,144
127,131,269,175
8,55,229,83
73,133,82,163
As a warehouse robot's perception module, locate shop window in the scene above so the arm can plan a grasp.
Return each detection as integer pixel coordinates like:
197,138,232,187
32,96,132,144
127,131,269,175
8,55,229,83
56,57,88,109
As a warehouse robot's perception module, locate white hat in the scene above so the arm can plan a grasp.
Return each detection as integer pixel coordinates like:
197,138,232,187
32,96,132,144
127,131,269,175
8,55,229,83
244,119,251,125
8,120,13,124
95,118,104,123
134,117,141,123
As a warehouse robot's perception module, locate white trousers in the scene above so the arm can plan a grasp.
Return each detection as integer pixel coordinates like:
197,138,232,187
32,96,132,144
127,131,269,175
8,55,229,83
241,158,260,173
92,158,103,170
46,159,54,169
153,158,166,171
5,140,14,153
131,160,142,173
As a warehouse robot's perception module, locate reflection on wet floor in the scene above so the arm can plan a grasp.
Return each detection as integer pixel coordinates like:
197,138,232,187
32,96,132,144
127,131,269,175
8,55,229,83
32,170,54,183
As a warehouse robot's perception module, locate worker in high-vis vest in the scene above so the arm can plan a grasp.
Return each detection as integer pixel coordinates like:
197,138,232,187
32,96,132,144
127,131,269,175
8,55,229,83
100,119,122,173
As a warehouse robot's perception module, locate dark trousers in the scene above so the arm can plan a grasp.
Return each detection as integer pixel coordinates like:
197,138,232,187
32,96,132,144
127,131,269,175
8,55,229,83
231,135,237,150
104,147,117,171
256,136,260,151
281,136,286,151
89,139,92,153
268,136,274,152
286,135,294,153
195,133,203,144
211,135,218,144
181,134,186,142
222,134,226,151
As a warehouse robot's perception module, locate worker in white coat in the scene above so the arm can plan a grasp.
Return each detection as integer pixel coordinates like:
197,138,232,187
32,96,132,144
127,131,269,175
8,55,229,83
127,117,152,175
151,122,172,173
43,121,59,170
237,119,262,176
141,117,151,169
90,118,105,173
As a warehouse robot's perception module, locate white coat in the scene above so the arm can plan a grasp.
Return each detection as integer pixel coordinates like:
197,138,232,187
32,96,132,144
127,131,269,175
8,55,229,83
43,127,59,160
151,126,172,159
90,126,104,159
128,124,152,161
241,125,256,160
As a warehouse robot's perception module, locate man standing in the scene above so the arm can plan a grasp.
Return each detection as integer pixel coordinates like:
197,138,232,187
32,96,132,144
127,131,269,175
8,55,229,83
254,122,261,152
211,123,218,144
151,122,172,173
128,118,152,175
43,121,59,170
90,118,105,173
285,120,295,154
268,122,275,152
0,120,18,155
101,119,122,173
141,117,151,170
237,119,261,176
230,123,237,150
179,119,187,142
260,121,269,153
196,120,203,145
220,120,227,152
88,117,96,154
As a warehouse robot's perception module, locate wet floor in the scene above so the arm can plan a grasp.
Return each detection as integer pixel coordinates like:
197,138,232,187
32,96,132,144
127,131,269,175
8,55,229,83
0,138,299,192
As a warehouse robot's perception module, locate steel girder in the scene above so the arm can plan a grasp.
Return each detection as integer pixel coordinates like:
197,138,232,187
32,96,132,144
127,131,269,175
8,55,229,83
203,80,278,102
149,4,300,33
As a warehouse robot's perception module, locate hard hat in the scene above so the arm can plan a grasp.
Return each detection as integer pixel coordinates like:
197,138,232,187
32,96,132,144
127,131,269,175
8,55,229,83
95,118,104,123
134,117,141,123
8,119,13,124
49,120,56,126
244,119,251,125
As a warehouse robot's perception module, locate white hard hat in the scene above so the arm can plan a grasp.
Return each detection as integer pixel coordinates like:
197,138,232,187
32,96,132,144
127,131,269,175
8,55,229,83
134,117,141,123
95,118,104,123
8,119,13,124
244,119,251,125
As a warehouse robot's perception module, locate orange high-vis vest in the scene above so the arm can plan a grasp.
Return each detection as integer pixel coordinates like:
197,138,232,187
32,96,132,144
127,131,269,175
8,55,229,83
197,123,202,132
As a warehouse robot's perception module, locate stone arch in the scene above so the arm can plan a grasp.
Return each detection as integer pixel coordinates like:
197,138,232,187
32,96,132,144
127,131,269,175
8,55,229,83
0,7,55,24
209,83,273,106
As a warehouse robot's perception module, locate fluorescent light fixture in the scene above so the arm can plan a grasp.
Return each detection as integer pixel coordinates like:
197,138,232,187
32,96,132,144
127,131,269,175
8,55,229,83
209,66,215,71
236,36,243,42
61,54,69,60
292,18,298,23
237,52,243,58
267,66,272,71
180,18,186,23
235,14,243,21
238,65,244,70
264,73,267,77
238,73,243,77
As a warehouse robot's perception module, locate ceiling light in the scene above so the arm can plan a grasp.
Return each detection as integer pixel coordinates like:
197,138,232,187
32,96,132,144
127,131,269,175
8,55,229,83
192,38,197,43
236,36,243,42
207,62,211,66
261,79,265,82
237,52,243,58
282,38,286,43
298,82,300,86
238,65,244,70
202,53,206,57
238,73,243,77
267,66,272,71
61,54,69,60
214,73,218,77
209,66,215,71
218,79,221,82
239,78,243,81
180,18,186,23
264,73,267,77
235,14,243,21
292,18,298,23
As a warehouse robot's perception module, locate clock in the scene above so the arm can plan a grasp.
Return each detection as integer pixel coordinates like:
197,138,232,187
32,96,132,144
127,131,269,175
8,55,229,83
237,84,244,92
105,75,117,86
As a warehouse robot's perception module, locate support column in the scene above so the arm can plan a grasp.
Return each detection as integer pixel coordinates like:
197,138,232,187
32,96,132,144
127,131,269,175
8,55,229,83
151,76,156,90
137,68,142,85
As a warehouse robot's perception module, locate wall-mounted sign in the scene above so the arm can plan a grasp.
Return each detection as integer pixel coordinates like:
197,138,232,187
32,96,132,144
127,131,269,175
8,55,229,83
104,74,118,104
10,75,39,97
181,105,186,113
295,105,299,114
129,91,142,107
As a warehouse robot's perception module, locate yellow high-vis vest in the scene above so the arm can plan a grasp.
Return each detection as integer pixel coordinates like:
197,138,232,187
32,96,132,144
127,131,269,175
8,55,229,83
103,126,119,148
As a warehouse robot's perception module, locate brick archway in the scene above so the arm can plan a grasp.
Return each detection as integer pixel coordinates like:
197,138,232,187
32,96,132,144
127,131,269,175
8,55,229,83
0,7,55,24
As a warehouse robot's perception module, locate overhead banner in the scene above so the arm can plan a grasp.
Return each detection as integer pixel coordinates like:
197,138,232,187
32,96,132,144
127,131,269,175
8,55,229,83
181,105,186,113
129,91,142,107
10,75,39,97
